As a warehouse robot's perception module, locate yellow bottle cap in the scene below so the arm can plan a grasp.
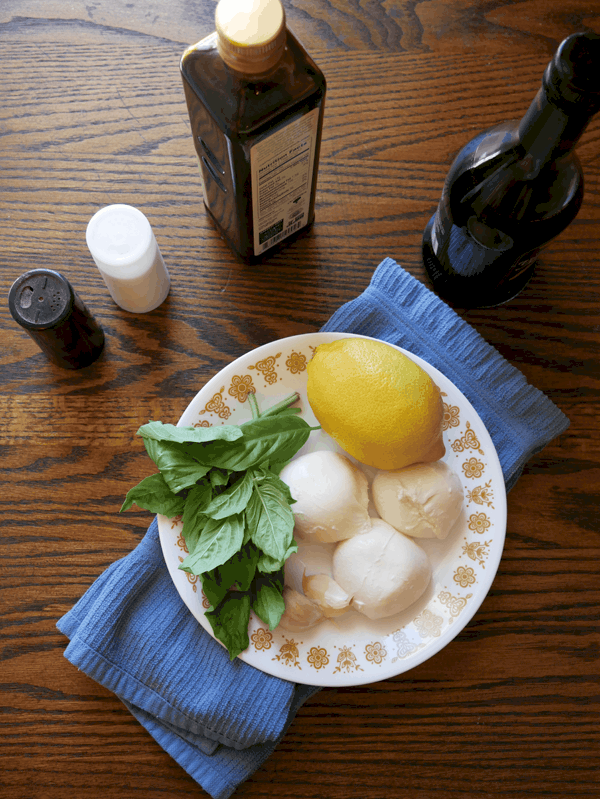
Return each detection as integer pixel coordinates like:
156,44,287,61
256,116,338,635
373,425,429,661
216,0,286,75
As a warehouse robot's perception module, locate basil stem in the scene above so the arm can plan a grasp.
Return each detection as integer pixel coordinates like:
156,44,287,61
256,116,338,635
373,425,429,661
247,391,260,420
258,392,300,419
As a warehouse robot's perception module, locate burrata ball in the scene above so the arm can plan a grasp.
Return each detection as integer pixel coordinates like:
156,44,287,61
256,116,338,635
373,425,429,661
279,450,371,543
372,461,464,540
332,518,431,620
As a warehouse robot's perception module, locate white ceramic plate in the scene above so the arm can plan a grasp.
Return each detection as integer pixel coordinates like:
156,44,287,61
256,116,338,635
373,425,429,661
158,332,507,687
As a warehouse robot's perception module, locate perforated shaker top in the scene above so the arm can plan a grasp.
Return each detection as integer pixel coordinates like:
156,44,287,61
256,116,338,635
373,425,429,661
8,269,73,329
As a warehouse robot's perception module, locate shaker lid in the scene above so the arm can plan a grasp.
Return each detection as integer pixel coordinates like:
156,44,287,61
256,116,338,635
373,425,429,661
8,269,73,330
216,0,286,75
86,204,155,279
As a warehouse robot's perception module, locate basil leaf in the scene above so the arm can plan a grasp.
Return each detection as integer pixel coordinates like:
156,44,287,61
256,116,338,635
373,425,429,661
120,472,186,517
204,469,254,520
182,481,213,539
252,578,286,630
270,567,285,591
257,540,298,573
144,438,211,494
221,542,260,592
187,415,314,472
245,477,295,561
205,593,252,660
138,421,243,445
180,514,209,557
199,572,229,611
209,468,231,488
179,512,245,575
233,543,261,590
255,466,296,505
201,543,260,609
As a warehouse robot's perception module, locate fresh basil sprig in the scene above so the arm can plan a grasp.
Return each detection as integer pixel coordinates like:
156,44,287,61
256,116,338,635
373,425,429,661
121,392,317,659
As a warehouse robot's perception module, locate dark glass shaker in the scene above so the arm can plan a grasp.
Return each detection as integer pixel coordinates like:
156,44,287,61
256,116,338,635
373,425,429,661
8,269,105,369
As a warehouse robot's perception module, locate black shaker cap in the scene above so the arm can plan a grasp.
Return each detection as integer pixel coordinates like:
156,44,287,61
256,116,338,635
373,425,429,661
8,269,73,329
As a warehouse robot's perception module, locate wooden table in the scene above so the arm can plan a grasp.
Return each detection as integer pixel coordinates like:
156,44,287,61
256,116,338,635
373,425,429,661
2,1,599,797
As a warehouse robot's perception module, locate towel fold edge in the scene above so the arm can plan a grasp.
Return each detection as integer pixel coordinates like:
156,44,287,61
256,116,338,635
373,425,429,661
57,625,280,752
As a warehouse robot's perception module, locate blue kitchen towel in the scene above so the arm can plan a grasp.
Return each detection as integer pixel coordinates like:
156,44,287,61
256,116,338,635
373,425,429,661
57,257,569,799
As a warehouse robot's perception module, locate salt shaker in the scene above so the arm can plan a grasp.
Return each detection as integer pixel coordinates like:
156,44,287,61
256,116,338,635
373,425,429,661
86,204,170,313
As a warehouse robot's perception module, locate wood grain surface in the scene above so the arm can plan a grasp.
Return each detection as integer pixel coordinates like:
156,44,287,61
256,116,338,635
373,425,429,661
1,1,599,797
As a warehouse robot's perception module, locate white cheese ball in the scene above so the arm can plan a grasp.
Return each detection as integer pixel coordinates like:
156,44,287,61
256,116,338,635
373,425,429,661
280,450,371,543
372,461,464,540
332,518,431,620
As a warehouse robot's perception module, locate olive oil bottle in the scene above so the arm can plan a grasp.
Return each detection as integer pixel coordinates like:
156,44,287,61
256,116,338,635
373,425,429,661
180,0,326,263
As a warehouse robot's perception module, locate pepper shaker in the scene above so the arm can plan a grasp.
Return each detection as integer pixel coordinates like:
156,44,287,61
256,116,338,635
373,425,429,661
8,269,105,369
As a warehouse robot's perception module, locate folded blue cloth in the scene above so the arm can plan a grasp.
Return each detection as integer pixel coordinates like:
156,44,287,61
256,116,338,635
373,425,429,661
57,257,569,798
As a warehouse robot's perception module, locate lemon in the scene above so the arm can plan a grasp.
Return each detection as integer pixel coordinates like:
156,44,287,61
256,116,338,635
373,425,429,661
306,337,445,470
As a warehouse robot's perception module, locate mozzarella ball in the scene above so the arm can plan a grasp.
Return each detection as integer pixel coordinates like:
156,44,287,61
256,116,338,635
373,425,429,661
280,450,371,543
332,518,431,620
372,461,464,540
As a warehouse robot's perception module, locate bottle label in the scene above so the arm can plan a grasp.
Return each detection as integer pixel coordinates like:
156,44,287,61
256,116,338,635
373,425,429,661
250,107,320,256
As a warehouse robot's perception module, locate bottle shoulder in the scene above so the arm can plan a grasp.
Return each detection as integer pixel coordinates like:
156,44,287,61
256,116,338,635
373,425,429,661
180,31,325,139
447,121,520,180
445,120,583,227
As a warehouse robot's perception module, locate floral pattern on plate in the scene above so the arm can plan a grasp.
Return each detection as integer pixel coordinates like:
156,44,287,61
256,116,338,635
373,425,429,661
157,333,507,688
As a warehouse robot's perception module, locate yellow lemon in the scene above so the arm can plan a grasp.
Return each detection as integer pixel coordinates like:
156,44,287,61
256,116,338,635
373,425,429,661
306,337,445,471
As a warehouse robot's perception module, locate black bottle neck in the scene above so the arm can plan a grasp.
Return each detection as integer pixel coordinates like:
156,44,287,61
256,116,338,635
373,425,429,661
517,32,600,175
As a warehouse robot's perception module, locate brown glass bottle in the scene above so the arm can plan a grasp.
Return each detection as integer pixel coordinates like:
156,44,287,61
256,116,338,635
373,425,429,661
180,0,326,264
422,32,600,308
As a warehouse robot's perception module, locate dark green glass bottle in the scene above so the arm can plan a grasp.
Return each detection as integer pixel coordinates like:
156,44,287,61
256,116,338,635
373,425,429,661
422,32,600,307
